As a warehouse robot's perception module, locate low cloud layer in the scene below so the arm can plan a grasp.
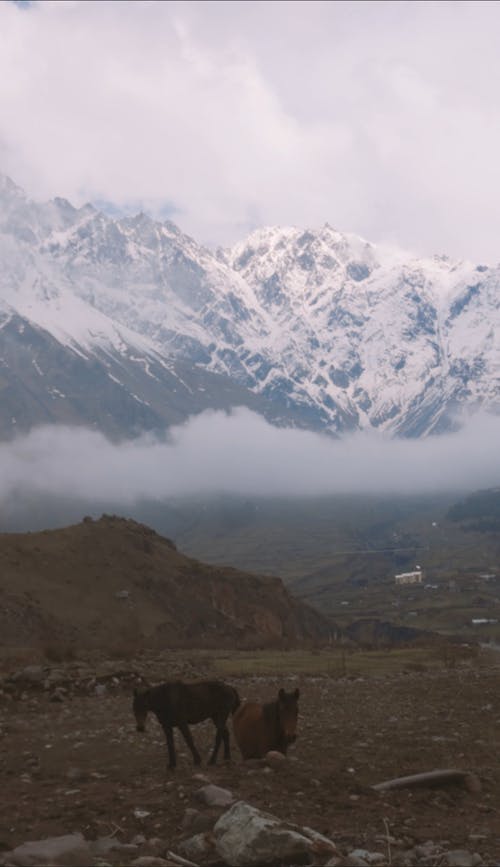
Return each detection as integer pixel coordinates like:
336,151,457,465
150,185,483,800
1,409,499,506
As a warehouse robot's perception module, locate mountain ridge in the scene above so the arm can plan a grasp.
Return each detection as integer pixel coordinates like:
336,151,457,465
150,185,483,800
1,174,499,439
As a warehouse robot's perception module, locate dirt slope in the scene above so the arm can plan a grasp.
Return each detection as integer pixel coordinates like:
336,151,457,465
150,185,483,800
0,515,335,652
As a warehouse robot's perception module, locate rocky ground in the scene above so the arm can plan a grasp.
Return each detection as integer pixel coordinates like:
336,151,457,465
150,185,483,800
1,650,500,866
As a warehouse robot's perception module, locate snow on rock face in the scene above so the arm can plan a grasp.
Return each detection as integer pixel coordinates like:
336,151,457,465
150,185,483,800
1,174,499,438
226,225,500,435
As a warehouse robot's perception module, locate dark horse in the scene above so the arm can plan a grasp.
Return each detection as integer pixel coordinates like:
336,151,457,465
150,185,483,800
133,680,240,769
232,687,300,759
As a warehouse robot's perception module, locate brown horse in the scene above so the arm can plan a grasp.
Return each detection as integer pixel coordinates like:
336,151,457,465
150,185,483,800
232,688,300,759
133,680,240,769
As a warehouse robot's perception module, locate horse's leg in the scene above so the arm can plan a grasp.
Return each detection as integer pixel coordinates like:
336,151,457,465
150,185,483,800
222,724,231,761
178,723,202,766
209,713,231,764
163,724,176,769
276,736,288,756
208,725,223,765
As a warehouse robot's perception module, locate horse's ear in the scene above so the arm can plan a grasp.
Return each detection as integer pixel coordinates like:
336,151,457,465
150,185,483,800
294,688,300,700
278,688,285,700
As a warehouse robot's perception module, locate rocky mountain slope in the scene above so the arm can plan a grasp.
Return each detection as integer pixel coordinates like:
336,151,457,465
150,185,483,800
1,174,499,438
0,514,334,651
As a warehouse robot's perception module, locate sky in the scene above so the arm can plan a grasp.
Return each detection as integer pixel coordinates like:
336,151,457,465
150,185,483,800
1,0,500,260
1,409,499,505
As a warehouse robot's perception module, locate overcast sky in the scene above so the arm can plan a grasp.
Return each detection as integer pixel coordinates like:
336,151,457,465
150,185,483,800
1,0,500,260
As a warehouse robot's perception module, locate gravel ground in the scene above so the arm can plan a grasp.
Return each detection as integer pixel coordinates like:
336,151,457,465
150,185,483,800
1,657,500,864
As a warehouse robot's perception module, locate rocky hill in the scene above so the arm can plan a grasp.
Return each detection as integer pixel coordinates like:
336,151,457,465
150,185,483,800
0,515,335,652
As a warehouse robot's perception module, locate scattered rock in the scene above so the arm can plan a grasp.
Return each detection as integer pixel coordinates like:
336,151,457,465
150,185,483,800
182,808,216,834
265,750,288,770
178,831,215,861
12,666,45,685
3,832,91,866
345,856,369,867
348,850,385,865
147,839,167,855
415,841,442,858
90,837,139,856
193,784,234,808
214,800,337,866
441,852,483,867
130,858,173,867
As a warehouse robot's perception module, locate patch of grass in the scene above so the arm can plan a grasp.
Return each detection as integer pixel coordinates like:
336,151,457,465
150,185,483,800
211,645,464,678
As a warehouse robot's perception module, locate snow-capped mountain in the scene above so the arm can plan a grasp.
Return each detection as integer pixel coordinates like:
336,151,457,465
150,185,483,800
226,225,500,435
1,174,499,439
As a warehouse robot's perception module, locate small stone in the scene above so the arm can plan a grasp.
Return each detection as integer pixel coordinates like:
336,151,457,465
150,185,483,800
265,750,287,770
191,772,210,783
146,838,166,856
348,851,386,866
415,841,441,858
16,665,45,684
193,784,234,808
345,855,369,866
130,858,171,867
442,852,483,867
182,808,215,834
178,832,215,861
4,832,90,865
91,838,121,856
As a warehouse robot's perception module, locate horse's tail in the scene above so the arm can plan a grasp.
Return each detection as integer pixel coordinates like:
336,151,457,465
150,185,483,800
231,687,241,715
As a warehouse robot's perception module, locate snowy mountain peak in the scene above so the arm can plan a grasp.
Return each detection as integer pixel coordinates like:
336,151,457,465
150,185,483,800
0,174,26,201
0,177,499,439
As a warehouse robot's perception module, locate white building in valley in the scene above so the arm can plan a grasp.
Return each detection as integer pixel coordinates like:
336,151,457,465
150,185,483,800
395,568,424,586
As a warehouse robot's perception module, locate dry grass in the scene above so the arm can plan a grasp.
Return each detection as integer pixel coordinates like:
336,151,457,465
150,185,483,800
210,644,479,678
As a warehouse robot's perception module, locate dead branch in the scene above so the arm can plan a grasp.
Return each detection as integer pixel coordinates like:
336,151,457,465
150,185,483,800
372,768,481,793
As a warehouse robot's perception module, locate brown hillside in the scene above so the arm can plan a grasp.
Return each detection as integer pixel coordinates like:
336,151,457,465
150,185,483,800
0,515,335,652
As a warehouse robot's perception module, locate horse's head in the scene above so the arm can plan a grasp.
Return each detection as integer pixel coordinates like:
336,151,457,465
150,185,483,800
277,687,300,745
133,686,150,732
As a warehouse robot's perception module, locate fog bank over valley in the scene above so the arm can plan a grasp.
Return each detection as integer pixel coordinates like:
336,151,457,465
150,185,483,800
0,409,499,508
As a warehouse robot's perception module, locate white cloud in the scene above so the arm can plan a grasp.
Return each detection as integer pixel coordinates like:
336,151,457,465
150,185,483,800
1,0,500,259
1,409,499,504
